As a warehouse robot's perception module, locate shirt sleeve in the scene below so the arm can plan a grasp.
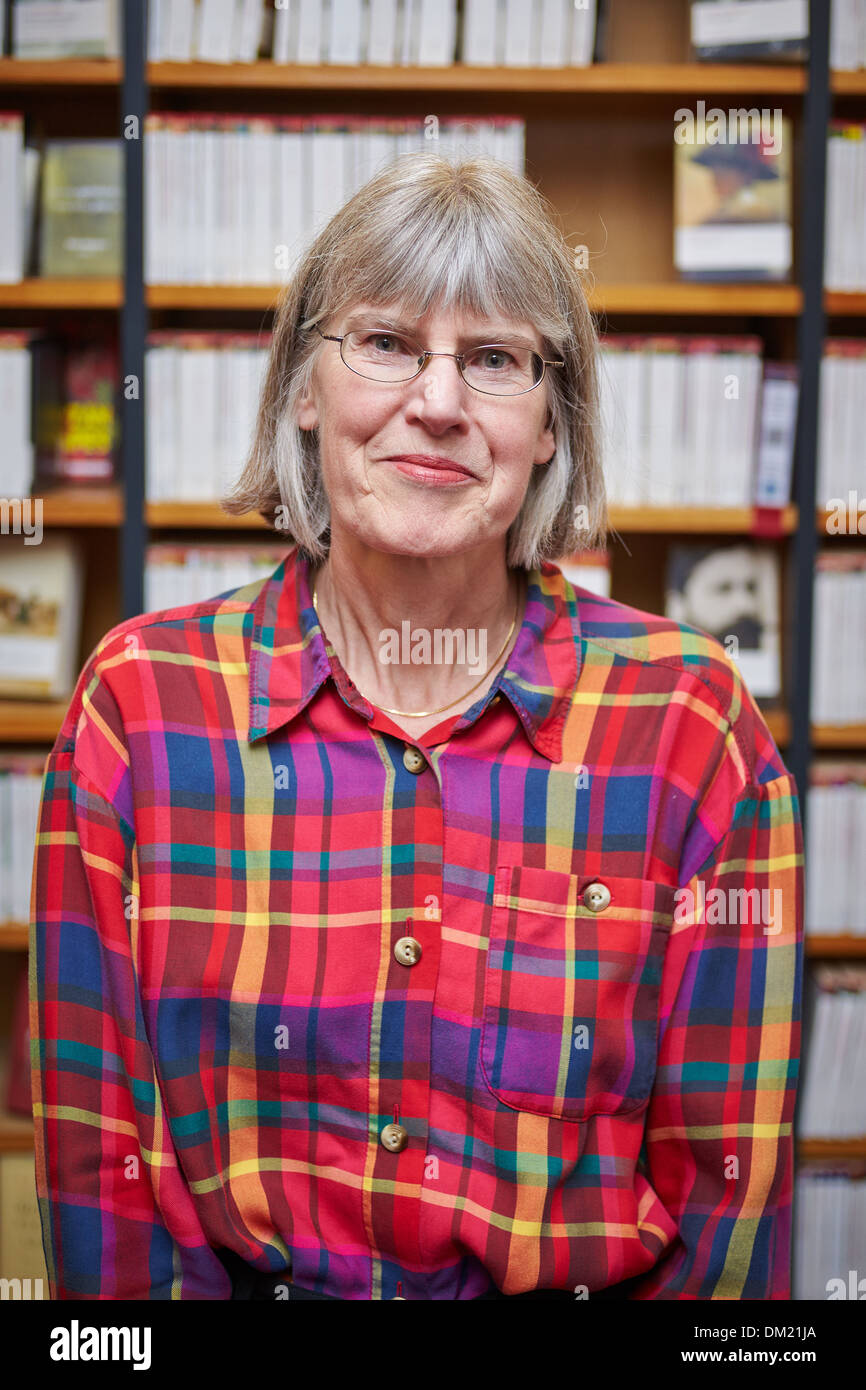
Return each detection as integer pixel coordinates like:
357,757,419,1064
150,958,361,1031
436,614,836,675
627,735,804,1299
28,660,234,1299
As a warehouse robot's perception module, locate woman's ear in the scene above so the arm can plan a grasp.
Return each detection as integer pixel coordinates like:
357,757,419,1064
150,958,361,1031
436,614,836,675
295,391,319,431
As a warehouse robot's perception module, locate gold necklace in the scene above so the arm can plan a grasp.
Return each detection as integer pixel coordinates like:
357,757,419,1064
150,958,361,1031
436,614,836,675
311,577,520,718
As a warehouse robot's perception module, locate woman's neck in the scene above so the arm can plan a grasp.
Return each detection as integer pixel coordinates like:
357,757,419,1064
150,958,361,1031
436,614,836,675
308,538,525,722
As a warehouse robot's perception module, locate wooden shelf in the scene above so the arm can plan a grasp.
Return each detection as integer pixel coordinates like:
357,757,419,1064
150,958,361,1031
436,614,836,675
763,709,790,746
588,283,802,316
147,282,803,316
806,935,866,957
825,292,866,314
812,725,866,748
0,926,28,951
146,59,807,94
34,486,122,527
0,702,66,744
831,70,866,94
607,505,797,533
798,1138,866,1159
817,505,866,533
0,58,120,85
0,1110,34,1153
0,278,121,308
147,501,270,528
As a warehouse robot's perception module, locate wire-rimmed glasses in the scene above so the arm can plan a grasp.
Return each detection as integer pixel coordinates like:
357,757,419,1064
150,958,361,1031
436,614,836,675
313,323,564,397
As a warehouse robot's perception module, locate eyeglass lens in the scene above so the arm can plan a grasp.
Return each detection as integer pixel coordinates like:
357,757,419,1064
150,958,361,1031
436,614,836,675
341,329,543,394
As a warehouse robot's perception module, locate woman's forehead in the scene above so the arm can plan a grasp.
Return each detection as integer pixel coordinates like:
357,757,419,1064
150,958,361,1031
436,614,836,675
339,300,539,341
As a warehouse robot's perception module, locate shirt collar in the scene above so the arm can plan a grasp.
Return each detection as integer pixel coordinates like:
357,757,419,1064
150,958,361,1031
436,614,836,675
248,547,580,761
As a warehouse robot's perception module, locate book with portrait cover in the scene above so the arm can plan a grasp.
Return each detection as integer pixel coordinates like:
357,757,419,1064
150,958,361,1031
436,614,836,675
674,113,793,280
665,541,781,699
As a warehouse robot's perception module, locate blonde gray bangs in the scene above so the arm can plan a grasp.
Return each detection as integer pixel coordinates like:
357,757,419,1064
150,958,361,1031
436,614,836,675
221,151,607,567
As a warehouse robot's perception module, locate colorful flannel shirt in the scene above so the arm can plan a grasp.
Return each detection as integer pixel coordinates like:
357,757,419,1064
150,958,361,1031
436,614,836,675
29,545,804,1300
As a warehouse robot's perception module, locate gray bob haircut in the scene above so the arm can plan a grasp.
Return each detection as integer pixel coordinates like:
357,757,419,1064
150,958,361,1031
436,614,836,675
221,150,607,567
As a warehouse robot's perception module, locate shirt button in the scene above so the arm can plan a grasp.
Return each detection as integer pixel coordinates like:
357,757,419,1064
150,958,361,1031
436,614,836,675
402,745,426,774
394,936,422,966
582,881,611,912
380,1122,408,1152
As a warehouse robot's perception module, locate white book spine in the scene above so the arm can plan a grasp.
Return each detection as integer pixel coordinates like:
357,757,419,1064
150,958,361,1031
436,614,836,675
328,0,364,62
273,0,300,61
0,115,23,282
535,0,569,65
503,0,534,64
462,0,497,63
297,0,324,61
366,0,398,61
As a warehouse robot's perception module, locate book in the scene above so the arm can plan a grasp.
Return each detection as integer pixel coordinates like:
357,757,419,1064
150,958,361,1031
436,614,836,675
12,0,120,58
811,552,866,725
0,1152,48,1294
0,533,84,700
665,541,782,698
824,123,866,291
674,110,793,280
818,339,866,507
33,329,119,486
37,138,123,278
805,761,866,936
689,0,809,62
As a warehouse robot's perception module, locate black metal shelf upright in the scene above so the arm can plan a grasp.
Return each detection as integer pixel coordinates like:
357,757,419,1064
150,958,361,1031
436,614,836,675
120,0,147,621
788,0,831,832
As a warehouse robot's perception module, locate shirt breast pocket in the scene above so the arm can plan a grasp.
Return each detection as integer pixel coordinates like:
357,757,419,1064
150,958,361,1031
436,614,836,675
480,863,675,1123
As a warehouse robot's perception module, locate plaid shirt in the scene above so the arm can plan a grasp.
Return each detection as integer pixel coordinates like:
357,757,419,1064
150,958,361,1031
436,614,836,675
30,546,804,1300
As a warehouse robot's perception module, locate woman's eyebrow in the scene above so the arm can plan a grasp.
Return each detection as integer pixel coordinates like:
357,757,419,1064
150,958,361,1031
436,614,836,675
342,312,536,349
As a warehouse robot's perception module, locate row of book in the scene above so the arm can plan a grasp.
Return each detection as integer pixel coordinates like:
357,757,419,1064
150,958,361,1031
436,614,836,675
806,764,866,935
145,331,268,502
145,543,290,614
0,752,42,925
831,0,866,69
599,336,796,510
0,116,525,283
798,965,866,1138
0,112,822,287
145,113,524,284
151,0,600,67
825,124,866,292
811,553,866,725
818,340,866,506
793,1171,866,1301
0,329,118,495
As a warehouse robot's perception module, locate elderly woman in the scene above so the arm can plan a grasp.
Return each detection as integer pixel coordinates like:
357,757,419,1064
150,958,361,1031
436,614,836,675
30,152,803,1302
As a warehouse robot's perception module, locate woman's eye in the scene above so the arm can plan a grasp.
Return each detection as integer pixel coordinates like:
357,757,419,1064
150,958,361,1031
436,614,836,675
369,333,407,354
476,347,514,369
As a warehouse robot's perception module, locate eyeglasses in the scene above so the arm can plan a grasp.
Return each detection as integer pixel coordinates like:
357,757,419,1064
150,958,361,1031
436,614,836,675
313,323,564,397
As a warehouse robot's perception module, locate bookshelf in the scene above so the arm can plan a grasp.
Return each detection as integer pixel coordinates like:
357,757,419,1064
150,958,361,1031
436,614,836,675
0,0,864,1291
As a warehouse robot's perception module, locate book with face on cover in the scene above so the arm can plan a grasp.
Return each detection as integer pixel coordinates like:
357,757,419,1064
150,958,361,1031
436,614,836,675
665,541,781,699
0,534,83,700
674,111,793,280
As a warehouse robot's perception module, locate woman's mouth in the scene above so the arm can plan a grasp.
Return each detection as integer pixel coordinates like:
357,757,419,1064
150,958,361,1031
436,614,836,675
386,455,476,485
